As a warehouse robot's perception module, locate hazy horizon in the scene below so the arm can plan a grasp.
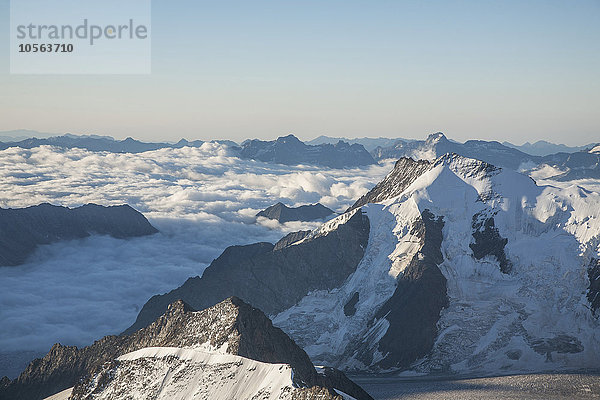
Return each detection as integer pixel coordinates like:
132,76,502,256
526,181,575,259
1,0,598,145
0,128,596,147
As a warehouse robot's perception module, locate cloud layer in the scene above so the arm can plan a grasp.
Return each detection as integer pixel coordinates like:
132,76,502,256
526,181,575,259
0,143,392,375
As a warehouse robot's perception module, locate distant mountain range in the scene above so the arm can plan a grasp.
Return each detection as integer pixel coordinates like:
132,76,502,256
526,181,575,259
371,132,536,169
0,129,57,142
0,134,207,153
503,140,591,156
309,134,595,156
369,132,599,180
257,202,334,223
1,130,597,178
307,135,407,152
239,134,376,168
0,203,157,266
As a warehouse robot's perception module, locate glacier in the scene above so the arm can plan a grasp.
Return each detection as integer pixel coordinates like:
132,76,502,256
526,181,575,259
275,153,600,374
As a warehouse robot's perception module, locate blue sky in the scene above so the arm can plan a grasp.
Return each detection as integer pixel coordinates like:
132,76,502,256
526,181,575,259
0,0,598,144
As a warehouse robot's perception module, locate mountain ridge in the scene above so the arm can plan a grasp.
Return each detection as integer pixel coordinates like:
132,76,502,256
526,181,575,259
0,298,373,400
124,208,370,334
0,203,157,266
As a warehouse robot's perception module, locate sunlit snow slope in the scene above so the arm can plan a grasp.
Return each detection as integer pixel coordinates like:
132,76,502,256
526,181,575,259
76,347,300,400
275,154,600,374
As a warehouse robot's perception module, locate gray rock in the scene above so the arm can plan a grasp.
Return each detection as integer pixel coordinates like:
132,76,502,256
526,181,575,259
469,212,512,274
257,202,335,223
1,298,373,400
545,151,600,181
530,335,584,362
0,203,157,266
349,157,431,211
361,209,448,370
505,349,522,360
125,209,370,334
587,258,600,315
273,230,312,251
343,292,360,317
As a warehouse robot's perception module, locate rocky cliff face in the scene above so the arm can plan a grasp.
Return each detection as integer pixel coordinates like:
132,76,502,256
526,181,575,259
240,134,376,168
1,298,372,400
349,157,431,211
588,258,600,315
125,208,369,334
257,202,334,223
366,209,448,370
0,203,157,266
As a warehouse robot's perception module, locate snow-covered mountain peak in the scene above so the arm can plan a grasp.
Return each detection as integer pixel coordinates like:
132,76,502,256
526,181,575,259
425,132,449,145
352,153,530,213
276,153,600,374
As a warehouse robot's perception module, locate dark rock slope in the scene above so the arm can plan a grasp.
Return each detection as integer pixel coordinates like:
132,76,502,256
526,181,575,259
125,209,369,334
240,134,376,168
349,157,431,211
353,209,448,370
0,203,157,266
588,258,600,315
470,212,512,274
257,202,334,222
1,298,373,400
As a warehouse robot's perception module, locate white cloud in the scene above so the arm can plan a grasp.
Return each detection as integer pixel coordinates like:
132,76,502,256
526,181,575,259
0,143,392,375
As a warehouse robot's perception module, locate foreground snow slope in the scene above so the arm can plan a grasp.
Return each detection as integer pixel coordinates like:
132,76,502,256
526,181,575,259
275,154,600,374
79,347,299,400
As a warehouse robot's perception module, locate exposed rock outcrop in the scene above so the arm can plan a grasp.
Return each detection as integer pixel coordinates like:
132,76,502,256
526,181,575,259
349,157,431,211
274,230,312,251
588,258,600,315
125,209,370,334
470,212,512,274
343,292,360,317
1,298,372,400
365,209,448,370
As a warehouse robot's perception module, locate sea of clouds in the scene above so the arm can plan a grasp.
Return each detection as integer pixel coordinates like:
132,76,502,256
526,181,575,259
0,143,393,377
